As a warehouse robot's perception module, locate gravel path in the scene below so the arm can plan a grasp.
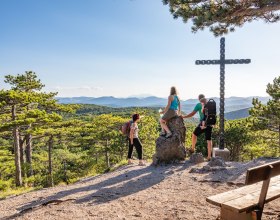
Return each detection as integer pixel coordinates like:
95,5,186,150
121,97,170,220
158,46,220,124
0,158,279,220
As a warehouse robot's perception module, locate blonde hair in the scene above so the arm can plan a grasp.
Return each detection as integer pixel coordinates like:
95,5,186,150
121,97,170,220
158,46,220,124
170,86,178,96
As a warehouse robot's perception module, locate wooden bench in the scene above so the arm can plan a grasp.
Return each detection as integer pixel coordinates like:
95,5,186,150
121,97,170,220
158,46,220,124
206,160,280,220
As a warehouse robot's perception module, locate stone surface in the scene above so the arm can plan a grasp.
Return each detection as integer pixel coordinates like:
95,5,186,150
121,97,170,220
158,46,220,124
189,165,227,174
190,153,204,164
152,116,186,165
213,148,230,161
190,157,228,174
208,156,227,167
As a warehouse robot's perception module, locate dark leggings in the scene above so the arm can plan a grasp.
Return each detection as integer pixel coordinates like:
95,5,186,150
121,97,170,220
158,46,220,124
128,138,143,160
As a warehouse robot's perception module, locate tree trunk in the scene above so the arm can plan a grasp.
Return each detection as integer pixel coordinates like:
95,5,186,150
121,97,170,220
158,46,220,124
105,139,110,168
25,104,33,177
48,135,54,187
19,136,25,172
63,160,68,184
26,133,33,177
278,125,280,154
19,136,27,186
12,105,22,186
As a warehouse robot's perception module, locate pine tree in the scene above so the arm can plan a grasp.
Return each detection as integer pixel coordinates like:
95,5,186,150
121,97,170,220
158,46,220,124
0,71,76,186
250,76,280,150
5,71,44,177
163,0,280,36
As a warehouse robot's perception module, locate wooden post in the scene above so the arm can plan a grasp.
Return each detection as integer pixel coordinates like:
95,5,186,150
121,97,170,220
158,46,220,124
257,165,273,219
251,210,261,220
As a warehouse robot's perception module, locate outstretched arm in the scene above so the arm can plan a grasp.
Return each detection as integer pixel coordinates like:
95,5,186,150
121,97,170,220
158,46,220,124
182,111,196,118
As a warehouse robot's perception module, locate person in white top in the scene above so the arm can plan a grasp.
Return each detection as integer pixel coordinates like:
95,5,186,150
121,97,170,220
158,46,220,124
128,114,145,166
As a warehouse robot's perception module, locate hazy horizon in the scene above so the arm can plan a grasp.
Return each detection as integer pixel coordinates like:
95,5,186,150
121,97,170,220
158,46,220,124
56,95,270,100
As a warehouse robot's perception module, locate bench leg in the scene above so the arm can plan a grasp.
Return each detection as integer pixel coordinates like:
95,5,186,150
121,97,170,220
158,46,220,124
251,210,262,220
221,207,253,220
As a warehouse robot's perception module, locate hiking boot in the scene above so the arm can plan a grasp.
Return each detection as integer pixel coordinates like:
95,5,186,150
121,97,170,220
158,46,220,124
165,132,172,138
160,131,166,136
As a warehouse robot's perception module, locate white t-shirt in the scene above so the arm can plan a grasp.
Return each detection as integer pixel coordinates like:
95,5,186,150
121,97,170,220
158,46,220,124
130,122,139,138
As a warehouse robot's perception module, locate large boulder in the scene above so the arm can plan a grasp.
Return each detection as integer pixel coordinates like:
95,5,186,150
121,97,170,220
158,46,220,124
152,116,187,165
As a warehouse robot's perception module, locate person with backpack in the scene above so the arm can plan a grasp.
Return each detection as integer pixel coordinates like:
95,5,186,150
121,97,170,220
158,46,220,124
199,97,208,130
182,94,216,161
159,86,181,138
127,114,145,166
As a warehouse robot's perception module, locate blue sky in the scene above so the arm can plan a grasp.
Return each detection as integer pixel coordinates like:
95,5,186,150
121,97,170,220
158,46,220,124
0,0,279,99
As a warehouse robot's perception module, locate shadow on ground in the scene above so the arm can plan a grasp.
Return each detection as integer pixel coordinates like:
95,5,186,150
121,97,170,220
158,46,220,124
3,162,192,220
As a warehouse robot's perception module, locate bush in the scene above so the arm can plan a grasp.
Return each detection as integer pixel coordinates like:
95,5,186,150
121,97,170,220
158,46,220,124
0,180,10,191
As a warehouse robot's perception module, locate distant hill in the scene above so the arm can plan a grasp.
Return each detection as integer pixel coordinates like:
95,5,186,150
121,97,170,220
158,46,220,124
58,96,167,108
58,96,270,114
74,103,251,121
75,104,159,118
225,108,250,120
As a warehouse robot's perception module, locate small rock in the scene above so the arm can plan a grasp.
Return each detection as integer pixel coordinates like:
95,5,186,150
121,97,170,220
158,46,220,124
189,168,202,173
190,153,204,164
203,165,211,171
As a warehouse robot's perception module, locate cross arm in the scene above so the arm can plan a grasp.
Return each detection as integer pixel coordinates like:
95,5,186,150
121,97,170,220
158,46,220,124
195,59,251,65
195,60,221,65
224,59,251,64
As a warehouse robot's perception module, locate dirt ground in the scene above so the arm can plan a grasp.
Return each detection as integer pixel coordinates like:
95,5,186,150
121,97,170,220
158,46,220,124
0,158,280,220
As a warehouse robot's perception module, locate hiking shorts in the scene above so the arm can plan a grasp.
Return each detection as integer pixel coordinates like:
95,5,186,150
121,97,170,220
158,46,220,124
162,109,177,121
193,124,213,141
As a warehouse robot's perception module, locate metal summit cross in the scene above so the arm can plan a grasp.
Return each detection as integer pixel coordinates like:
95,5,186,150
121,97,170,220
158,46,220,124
195,37,251,150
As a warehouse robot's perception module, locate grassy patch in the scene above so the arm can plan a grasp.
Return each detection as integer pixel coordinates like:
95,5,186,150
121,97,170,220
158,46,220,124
0,186,42,200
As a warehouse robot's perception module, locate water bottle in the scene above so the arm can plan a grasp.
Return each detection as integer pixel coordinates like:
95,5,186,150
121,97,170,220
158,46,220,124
158,108,163,118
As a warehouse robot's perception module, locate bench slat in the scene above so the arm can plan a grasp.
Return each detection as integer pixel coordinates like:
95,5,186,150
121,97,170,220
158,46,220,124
206,176,280,208
246,160,280,185
222,182,280,213
206,183,261,207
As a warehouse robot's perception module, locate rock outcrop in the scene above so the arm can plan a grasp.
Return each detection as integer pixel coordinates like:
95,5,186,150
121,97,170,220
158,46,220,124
152,116,186,165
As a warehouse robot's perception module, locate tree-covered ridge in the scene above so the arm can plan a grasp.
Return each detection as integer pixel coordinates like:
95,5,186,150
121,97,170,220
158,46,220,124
163,0,280,36
75,104,159,118
0,72,279,198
